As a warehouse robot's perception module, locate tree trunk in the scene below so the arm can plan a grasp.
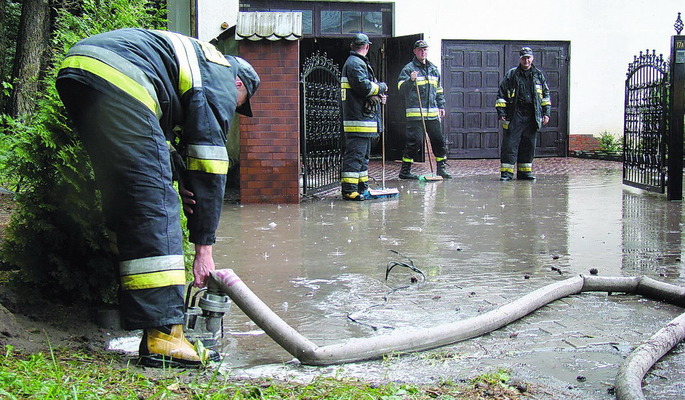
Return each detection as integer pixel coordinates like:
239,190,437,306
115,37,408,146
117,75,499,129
8,0,51,118
0,0,8,110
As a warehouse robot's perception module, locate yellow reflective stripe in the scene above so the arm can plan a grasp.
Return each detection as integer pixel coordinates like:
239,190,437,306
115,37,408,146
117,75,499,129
402,157,414,163
518,163,533,172
185,144,229,174
541,97,551,106
66,44,162,118
187,144,228,161
341,77,351,89
406,108,439,118
435,156,446,162
121,270,186,290
186,158,229,174
502,121,510,129
501,164,515,173
341,177,358,184
398,79,414,91
155,30,202,95
343,120,377,133
495,99,507,107
119,254,184,275
61,56,159,116
367,82,380,96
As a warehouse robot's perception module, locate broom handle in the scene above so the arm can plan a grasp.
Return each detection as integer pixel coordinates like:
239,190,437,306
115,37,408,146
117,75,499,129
381,102,386,187
415,82,435,174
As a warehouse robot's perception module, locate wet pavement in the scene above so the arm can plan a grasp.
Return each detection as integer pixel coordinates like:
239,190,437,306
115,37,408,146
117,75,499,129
116,158,685,399
208,158,685,399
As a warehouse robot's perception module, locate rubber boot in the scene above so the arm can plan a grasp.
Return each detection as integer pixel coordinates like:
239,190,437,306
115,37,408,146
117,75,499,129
436,160,452,179
358,180,370,199
138,324,219,368
342,181,364,201
517,171,536,180
399,161,419,180
500,171,513,181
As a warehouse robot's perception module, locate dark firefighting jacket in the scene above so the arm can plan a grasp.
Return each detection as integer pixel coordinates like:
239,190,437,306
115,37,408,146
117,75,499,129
57,28,238,246
341,51,387,138
398,57,445,120
495,65,551,129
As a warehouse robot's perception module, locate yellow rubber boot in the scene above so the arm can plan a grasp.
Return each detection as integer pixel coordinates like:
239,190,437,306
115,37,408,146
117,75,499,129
138,324,218,368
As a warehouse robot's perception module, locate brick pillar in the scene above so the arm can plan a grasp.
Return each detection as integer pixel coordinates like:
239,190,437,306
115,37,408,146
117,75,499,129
238,40,300,204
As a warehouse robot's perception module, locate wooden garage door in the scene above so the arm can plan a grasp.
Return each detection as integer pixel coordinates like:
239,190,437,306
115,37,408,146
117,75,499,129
442,40,569,159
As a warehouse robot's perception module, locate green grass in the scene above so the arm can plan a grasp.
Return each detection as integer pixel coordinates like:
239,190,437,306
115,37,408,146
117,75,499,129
0,345,525,399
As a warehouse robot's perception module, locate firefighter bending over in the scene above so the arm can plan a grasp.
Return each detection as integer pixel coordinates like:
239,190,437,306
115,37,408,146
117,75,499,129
56,28,260,368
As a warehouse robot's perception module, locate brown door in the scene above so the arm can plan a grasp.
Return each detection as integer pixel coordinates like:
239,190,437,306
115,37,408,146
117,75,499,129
442,40,570,159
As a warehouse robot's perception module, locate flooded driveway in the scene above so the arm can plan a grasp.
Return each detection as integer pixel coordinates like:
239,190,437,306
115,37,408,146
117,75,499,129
212,160,684,399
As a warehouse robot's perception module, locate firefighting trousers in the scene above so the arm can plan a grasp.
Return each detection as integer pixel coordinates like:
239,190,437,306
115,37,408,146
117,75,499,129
500,108,538,177
341,135,372,194
56,79,185,330
402,119,447,162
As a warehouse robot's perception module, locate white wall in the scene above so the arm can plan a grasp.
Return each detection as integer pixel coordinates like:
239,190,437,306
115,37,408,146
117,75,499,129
198,0,682,136
197,0,239,42
393,0,681,136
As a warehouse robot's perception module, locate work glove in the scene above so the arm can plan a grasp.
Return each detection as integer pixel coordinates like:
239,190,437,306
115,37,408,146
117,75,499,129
364,95,382,113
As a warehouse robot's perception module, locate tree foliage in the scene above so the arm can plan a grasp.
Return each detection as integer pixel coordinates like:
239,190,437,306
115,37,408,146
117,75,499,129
0,0,167,304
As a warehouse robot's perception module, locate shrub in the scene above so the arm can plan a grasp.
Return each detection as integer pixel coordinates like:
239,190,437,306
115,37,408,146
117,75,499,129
0,0,169,304
598,131,623,153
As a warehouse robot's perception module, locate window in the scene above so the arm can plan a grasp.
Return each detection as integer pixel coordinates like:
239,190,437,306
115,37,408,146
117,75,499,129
240,1,393,38
341,11,361,34
321,11,341,34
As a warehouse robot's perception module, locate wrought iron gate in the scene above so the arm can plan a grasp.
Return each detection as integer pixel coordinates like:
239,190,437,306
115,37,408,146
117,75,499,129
623,50,670,193
300,52,343,195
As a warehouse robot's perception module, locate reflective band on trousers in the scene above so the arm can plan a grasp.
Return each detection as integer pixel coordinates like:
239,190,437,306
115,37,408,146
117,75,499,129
119,254,186,290
518,163,533,172
341,171,360,184
186,144,230,174
501,163,515,173
61,53,161,119
154,30,202,95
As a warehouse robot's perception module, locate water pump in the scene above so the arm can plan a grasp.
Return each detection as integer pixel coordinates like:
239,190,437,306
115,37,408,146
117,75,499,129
183,278,231,348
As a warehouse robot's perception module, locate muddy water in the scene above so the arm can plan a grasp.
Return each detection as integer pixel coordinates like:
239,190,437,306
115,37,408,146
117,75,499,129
211,171,684,399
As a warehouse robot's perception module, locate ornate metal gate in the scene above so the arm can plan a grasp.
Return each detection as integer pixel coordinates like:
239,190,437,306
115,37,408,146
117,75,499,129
300,52,343,195
623,50,670,193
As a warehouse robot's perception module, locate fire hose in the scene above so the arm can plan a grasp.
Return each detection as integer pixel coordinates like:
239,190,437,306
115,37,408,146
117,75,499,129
209,269,685,400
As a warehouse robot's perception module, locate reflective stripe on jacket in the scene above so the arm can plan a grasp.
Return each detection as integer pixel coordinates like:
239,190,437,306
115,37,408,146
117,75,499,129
495,65,551,130
397,57,445,120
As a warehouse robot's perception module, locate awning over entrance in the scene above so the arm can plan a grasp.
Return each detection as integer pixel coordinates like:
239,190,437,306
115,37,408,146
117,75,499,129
236,12,302,41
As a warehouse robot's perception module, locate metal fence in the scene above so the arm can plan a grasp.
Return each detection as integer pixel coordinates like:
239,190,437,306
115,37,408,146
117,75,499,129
623,50,670,193
300,52,343,195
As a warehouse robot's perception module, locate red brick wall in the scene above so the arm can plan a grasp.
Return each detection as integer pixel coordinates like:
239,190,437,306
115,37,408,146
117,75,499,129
569,134,601,151
238,40,300,204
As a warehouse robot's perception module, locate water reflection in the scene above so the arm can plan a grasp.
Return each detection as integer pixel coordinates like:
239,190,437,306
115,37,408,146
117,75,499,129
211,168,683,399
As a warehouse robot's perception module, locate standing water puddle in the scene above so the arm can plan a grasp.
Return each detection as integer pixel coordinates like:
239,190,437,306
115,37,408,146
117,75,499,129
117,166,685,399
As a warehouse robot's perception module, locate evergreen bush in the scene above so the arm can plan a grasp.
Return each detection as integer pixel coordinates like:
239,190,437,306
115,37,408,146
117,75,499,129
0,0,171,304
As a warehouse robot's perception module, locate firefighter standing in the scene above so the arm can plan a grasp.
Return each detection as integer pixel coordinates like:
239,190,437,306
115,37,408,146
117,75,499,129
397,39,451,180
495,46,551,181
56,28,260,368
340,33,388,201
